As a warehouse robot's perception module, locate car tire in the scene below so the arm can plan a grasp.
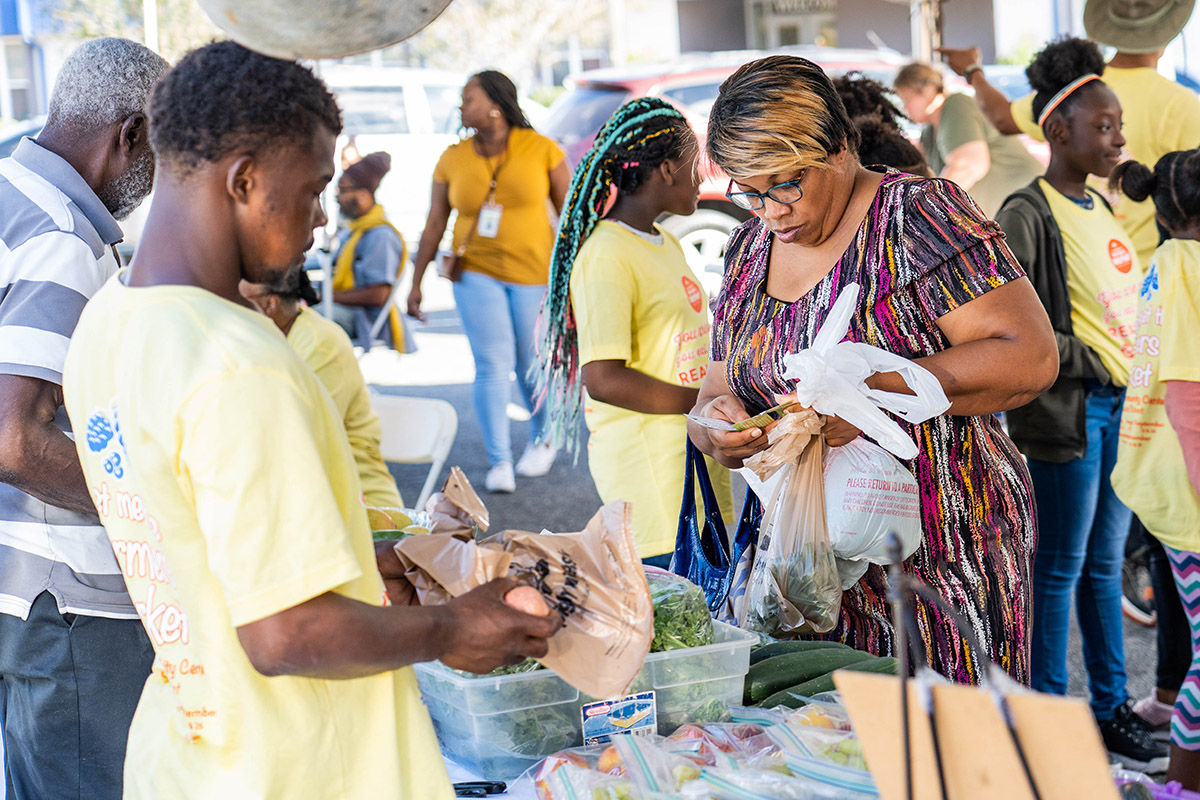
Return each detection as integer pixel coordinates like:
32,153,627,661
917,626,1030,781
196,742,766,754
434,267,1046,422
661,209,742,301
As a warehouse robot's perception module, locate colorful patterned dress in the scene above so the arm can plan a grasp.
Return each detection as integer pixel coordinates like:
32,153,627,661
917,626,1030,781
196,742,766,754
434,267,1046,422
712,171,1037,684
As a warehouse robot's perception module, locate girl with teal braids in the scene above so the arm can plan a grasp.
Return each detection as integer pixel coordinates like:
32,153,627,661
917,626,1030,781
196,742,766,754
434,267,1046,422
533,97,732,566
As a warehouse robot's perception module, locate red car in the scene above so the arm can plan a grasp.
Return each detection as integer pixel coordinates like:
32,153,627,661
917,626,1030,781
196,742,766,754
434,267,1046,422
542,46,910,297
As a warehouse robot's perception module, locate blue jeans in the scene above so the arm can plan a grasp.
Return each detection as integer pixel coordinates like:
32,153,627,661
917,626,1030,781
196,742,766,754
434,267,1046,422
452,270,547,467
1027,387,1132,720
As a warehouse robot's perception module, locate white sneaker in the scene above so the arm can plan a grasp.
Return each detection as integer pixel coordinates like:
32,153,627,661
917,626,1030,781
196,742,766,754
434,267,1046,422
485,462,516,493
516,442,558,478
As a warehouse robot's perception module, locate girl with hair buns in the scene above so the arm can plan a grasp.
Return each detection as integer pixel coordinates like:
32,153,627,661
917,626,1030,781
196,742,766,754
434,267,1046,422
691,55,1058,684
533,97,732,565
240,269,404,510
994,36,1165,771
1109,149,1200,788
407,70,571,494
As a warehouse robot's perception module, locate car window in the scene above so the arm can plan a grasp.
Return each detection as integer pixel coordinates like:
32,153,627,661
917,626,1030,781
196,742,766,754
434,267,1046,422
543,86,631,147
425,84,464,135
336,86,409,135
659,82,722,122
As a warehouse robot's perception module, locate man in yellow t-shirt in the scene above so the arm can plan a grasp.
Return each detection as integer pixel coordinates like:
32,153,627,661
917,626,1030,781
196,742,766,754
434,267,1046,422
1112,238,1200,551
62,43,559,800
571,221,734,559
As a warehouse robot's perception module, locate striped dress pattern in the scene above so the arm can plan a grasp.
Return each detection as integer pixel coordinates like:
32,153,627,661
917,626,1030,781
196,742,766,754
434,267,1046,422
1165,545,1200,751
711,171,1038,684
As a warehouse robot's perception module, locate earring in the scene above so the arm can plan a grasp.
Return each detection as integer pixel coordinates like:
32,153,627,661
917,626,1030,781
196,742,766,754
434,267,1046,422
489,109,501,118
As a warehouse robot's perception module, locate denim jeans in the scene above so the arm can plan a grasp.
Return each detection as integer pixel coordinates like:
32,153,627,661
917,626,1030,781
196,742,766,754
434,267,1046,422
452,270,547,467
1027,387,1132,720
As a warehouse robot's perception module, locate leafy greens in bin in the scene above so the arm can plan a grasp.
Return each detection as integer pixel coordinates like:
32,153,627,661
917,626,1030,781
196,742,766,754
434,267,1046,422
646,569,716,653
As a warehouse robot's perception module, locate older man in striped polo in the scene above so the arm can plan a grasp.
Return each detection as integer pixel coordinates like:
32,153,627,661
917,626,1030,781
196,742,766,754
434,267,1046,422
0,38,167,800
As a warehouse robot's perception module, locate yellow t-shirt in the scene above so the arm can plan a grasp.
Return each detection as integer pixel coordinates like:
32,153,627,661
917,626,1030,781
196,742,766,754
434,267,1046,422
1013,68,1200,265
62,278,452,800
1112,239,1200,550
1040,179,1139,385
571,220,733,558
433,127,565,285
288,306,403,509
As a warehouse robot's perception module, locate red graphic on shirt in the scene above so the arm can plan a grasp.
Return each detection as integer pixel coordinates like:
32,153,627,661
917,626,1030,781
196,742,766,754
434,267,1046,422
1109,239,1133,274
681,275,703,313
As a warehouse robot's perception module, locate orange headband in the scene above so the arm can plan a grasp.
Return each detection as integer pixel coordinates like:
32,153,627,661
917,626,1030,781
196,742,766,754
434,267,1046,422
1037,74,1102,127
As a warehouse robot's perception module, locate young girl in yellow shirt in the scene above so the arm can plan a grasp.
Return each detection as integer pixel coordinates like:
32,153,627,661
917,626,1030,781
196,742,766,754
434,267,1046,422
533,97,731,565
1110,149,1200,789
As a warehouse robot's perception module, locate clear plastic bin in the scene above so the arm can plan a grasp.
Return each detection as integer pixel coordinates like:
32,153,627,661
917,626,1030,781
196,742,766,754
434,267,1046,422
415,620,755,780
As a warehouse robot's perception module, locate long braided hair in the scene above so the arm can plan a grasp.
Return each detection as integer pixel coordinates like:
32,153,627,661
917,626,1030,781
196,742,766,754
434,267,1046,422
532,97,696,454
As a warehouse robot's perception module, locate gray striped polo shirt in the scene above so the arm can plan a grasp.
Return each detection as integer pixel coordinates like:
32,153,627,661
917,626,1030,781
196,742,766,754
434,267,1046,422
0,137,136,620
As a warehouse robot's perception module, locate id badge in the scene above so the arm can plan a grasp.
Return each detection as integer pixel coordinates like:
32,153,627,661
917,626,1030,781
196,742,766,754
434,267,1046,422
477,202,503,238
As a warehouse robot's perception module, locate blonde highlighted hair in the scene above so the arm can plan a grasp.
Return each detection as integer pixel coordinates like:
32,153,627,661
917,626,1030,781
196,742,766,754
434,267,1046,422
894,62,944,95
706,55,860,180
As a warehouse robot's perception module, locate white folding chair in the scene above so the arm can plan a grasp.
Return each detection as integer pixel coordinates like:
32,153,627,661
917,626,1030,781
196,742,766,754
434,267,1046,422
365,268,410,345
369,392,458,510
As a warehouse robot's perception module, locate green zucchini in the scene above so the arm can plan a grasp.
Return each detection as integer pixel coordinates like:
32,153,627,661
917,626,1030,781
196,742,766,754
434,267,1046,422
756,656,900,708
743,649,874,704
748,640,852,666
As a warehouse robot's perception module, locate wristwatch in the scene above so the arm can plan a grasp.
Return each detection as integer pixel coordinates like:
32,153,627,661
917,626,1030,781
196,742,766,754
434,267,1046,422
963,64,984,82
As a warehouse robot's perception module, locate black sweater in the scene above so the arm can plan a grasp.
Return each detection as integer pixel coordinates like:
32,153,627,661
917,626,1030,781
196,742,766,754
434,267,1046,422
994,180,1114,464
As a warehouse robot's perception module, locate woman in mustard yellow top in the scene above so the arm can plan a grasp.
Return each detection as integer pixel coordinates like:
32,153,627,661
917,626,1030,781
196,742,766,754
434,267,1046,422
407,71,571,494
241,270,404,509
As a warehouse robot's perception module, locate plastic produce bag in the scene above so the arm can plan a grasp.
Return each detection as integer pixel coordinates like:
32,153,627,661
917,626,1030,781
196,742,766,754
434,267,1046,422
645,567,715,652
396,469,654,699
740,411,842,637
823,438,922,587
781,282,950,461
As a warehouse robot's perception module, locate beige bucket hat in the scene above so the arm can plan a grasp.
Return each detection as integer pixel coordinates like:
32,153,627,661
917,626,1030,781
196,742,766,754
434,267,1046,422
1084,0,1196,53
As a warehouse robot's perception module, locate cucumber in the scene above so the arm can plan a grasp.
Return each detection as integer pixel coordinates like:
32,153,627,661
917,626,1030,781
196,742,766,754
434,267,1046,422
757,656,900,708
743,649,874,704
748,640,852,666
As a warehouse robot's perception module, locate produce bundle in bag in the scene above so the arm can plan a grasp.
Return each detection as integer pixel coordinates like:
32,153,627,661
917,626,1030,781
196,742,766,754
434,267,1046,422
645,567,715,652
740,410,842,637
396,469,654,699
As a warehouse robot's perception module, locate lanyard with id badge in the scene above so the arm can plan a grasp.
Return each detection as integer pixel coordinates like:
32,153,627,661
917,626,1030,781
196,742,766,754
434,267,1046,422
476,152,505,239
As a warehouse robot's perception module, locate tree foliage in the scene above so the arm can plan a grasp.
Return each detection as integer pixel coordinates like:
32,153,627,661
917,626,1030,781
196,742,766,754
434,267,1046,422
43,0,223,61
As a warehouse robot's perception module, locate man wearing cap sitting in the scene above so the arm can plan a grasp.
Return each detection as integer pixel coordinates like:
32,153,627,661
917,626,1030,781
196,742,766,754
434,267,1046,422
331,151,410,350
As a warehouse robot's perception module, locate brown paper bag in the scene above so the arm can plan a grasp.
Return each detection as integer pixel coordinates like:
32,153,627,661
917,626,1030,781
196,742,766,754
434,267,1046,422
397,477,653,699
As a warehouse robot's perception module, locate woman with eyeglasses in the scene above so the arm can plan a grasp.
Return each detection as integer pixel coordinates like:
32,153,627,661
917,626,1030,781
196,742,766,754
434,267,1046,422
687,55,1059,684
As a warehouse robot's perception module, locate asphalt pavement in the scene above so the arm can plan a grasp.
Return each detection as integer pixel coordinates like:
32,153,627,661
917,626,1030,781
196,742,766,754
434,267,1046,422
366,271,1158,708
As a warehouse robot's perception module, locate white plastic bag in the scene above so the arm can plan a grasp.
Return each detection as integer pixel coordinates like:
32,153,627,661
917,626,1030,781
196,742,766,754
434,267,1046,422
781,283,951,461
824,438,922,588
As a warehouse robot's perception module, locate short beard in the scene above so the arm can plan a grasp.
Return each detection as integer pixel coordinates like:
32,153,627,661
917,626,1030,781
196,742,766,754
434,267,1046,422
97,147,155,221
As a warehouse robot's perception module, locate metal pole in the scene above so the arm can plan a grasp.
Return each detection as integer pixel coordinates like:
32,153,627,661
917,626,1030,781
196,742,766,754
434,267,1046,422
887,532,914,800
143,0,159,53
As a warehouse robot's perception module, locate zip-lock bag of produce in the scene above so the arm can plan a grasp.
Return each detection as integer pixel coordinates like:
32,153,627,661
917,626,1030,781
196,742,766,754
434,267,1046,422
396,472,654,699
740,409,841,637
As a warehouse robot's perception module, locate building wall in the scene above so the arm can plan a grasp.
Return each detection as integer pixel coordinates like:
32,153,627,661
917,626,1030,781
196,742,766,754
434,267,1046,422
677,0,747,52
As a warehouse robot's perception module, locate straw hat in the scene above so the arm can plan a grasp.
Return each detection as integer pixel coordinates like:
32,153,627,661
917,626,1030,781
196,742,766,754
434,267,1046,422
1084,0,1196,53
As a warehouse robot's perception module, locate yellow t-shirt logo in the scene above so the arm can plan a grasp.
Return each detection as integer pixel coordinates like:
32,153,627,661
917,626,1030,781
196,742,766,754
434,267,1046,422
682,275,703,313
1109,239,1134,274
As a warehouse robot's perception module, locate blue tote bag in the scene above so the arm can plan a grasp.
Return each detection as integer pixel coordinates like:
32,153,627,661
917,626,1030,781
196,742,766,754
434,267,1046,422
671,440,761,622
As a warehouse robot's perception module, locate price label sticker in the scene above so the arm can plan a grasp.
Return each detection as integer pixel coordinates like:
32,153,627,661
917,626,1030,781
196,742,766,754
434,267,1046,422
581,691,657,746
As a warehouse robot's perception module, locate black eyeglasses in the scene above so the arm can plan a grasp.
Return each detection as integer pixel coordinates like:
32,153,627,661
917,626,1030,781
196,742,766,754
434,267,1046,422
725,172,806,211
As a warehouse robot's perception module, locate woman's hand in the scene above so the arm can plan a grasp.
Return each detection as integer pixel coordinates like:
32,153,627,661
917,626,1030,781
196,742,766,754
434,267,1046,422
689,393,769,468
406,286,424,322
774,393,862,447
